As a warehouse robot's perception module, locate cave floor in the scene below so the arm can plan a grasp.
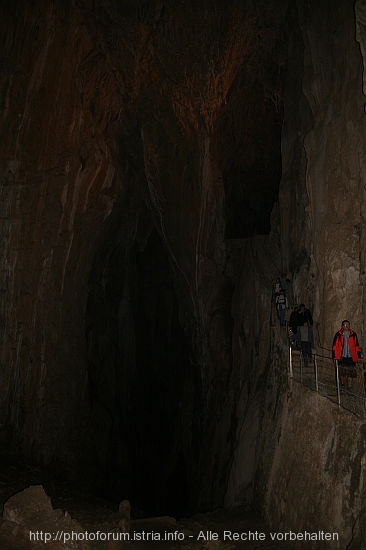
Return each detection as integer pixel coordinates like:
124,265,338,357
0,449,291,549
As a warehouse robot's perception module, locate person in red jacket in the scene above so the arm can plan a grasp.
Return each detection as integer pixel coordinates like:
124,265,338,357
332,320,362,388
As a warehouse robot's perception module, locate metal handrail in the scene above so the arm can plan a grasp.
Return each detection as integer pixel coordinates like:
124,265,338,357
335,360,341,406
288,343,366,417
274,313,366,417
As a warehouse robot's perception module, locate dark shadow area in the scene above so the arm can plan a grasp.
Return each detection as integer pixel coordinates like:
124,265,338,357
86,226,202,518
219,86,284,239
214,17,287,239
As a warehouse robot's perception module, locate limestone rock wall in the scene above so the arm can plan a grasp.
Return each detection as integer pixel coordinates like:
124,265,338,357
0,2,126,467
2,0,366,531
0,0,286,512
265,382,366,550
280,0,366,346
273,2,366,543
225,0,366,546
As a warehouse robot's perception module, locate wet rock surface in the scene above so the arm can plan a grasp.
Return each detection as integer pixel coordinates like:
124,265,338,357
0,450,292,549
0,484,292,550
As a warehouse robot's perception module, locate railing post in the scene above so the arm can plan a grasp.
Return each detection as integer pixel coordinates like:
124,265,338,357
314,353,318,392
289,344,293,378
300,352,303,383
335,360,341,406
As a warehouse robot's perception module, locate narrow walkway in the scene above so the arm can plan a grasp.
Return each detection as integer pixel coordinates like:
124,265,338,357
289,346,366,414
272,317,366,417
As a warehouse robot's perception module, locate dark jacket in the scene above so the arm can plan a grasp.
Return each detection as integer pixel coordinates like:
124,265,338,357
332,329,361,362
297,308,313,327
289,309,300,332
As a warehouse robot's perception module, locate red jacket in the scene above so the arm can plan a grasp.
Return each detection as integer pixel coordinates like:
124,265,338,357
332,329,361,362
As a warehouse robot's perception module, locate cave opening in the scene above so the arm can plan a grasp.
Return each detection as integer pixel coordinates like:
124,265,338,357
86,223,201,518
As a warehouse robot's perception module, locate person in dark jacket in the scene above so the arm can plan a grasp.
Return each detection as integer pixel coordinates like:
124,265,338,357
288,305,300,344
294,303,313,348
297,303,313,327
332,320,362,388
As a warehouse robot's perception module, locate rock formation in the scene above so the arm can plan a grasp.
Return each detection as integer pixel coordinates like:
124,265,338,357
1,0,366,547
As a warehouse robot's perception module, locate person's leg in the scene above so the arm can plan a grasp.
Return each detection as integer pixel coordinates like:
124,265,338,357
296,327,301,348
347,361,356,389
339,360,353,388
279,308,285,326
276,308,281,324
341,358,355,389
305,342,312,362
301,343,308,365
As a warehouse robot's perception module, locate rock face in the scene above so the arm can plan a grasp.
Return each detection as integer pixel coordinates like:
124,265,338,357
1,485,87,549
265,384,366,550
1,0,366,543
0,0,286,514
225,1,366,546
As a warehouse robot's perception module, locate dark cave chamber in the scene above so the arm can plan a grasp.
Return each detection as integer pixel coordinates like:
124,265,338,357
86,226,202,518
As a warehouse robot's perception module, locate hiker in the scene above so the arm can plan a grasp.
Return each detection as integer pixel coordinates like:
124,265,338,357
284,276,294,307
297,303,313,327
272,277,281,299
298,321,314,366
288,305,300,343
332,320,362,388
275,290,288,326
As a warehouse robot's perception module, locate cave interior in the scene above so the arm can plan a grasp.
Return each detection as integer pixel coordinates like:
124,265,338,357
1,1,365,542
